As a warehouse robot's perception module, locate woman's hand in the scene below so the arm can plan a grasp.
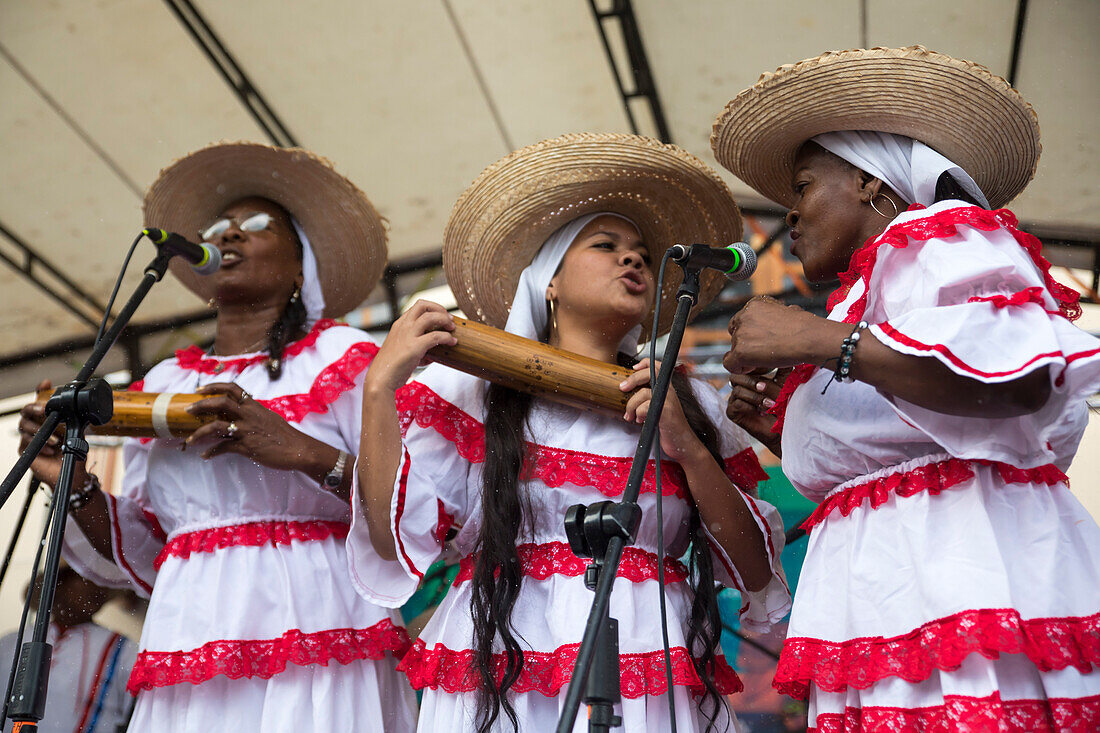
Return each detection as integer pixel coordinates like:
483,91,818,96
185,383,328,470
618,359,706,464
17,379,87,488
724,296,823,374
726,369,791,455
364,300,456,395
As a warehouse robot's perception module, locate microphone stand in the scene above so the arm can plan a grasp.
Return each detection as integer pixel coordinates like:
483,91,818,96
1,249,175,730
557,261,705,733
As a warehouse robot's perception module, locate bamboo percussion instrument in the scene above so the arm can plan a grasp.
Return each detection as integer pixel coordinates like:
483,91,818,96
428,317,639,414
32,318,641,439
34,389,214,439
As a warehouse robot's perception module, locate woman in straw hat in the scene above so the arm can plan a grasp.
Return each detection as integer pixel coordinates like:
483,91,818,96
347,133,791,731
19,142,417,731
713,47,1100,730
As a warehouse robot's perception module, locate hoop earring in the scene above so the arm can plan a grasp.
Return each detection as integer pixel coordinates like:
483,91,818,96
870,193,899,219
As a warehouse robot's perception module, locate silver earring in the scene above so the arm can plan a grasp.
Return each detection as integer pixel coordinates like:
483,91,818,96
548,298,558,334
870,193,899,219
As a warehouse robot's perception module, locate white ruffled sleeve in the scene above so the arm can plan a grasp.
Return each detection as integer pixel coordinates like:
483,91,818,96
692,378,792,631
63,438,165,598
865,205,1100,469
347,365,478,608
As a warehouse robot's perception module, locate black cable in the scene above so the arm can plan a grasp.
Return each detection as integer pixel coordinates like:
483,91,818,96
94,233,144,348
649,249,677,731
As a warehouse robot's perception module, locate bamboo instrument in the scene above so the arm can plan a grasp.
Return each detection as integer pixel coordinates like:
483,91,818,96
34,390,214,439
32,318,640,438
428,317,638,414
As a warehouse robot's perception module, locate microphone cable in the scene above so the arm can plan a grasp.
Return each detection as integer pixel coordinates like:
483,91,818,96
93,232,144,348
648,247,678,732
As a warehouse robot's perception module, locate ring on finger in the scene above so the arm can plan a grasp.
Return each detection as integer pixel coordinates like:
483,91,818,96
238,390,251,404
226,421,240,439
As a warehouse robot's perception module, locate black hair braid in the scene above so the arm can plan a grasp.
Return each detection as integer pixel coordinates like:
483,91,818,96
265,291,308,380
472,351,733,732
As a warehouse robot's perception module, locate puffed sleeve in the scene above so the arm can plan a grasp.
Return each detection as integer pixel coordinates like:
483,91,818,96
347,365,480,608
692,378,792,632
865,205,1100,469
63,437,165,598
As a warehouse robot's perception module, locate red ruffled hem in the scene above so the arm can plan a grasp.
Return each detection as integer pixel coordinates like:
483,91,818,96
127,619,411,693
452,541,688,585
398,638,742,698
800,458,1067,531
396,382,763,498
811,692,1100,733
774,608,1100,700
153,519,350,570
174,319,339,375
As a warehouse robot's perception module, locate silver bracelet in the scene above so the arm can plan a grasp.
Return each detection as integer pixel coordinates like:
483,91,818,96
69,473,101,511
323,451,349,490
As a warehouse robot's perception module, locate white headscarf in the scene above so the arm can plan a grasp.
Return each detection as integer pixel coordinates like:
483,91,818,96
290,218,326,325
812,131,990,209
503,212,643,354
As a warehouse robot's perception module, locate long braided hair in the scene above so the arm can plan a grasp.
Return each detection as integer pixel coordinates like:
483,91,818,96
264,202,308,380
471,353,732,732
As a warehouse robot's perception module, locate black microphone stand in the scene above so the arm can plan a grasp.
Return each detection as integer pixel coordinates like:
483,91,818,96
1,249,175,730
557,261,705,733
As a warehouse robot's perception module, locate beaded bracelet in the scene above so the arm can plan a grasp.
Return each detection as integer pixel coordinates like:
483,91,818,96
835,321,869,383
68,473,101,512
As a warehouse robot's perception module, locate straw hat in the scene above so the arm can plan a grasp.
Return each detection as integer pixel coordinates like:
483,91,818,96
143,141,387,317
711,46,1040,209
443,133,744,336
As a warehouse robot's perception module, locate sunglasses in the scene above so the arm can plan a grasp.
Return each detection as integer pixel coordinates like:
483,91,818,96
199,212,274,242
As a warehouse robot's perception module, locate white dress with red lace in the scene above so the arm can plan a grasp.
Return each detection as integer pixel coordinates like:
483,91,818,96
346,363,791,732
769,201,1100,732
61,320,417,732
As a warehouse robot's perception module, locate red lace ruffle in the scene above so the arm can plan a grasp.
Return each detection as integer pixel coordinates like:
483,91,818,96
811,692,1100,733
770,206,1083,436
127,619,411,693
153,519,350,570
396,382,702,498
257,341,378,422
723,448,769,490
398,638,742,698
774,608,1100,700
175,319,338,375
967,286,1056,313
800,458,1068,531
452,541,688,585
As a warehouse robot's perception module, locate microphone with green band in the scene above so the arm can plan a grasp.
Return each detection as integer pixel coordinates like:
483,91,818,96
142,228,222,275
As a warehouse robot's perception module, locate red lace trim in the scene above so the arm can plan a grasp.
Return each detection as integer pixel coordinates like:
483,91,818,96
256,341,378,422
395,382,702,498
811,692,1100,733
770,206,1083,436
175,319,339,374
452,541,688,585
127,619,411,693
774,608,1100,700
398,638,742,698
153,520,350,570
800,458,1067,531
967,285,1059,314
723,448,769,490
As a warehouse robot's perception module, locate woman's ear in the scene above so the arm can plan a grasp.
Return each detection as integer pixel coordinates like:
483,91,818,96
857,170,883,203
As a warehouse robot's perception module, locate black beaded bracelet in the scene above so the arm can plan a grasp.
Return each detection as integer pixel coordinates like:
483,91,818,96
834,320,869,383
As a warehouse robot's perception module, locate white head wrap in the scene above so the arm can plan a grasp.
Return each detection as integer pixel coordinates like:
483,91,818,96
812,131,990,209
503,211,643,354
290,218,326,325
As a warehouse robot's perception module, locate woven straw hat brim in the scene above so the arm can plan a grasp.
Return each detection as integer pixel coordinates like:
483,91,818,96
711,46,1040,209
143,142,387,318
443,133,743,337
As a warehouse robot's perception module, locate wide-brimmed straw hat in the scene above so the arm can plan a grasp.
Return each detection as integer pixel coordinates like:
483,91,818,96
711,46,1040,209
144,141,387,317
443,133,743,336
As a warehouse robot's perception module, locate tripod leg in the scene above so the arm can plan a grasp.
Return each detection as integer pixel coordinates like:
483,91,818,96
0,479,41,591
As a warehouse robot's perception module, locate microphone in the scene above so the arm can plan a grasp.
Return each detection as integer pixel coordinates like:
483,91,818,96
142,228,221,275
668,241,757,281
